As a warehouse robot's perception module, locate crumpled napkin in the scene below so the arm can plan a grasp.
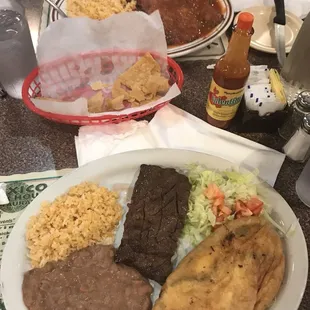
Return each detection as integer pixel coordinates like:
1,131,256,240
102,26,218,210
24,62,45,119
75,105,285,186
75,120,155,164
231,0,310,19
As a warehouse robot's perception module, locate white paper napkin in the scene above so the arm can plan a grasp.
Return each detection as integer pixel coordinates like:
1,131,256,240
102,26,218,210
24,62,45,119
231,0,310,19
0,183,9,205
75,105,285,186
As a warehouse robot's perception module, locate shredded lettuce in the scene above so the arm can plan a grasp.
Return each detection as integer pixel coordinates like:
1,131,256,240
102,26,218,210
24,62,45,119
172,165,298,269
173,165,297,269
181,165,261,246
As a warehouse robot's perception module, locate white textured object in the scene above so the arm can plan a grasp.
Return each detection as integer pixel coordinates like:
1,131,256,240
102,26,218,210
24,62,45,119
247,66,269,85
75,104,286,186
244,66,286,116
75,120,153,165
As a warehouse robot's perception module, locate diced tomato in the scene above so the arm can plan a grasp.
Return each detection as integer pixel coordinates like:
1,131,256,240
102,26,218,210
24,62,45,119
235,200,253,218
204,184,224,200
245,197,264,211
213,198,223,208
235,212,243,219
216,215,225,223
204,186,213,199
219,204,232,215
205,184,229,224
235,200,247,213
216,208,229,223
240,208,253,217
252,205,263,215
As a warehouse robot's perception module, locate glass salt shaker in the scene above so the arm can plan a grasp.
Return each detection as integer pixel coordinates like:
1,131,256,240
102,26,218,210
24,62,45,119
278,90,310,140
0,0,37,99
283,115,310,163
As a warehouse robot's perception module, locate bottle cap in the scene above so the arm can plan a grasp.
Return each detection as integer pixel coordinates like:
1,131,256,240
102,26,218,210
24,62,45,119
297,90,310,111
237,12,254,31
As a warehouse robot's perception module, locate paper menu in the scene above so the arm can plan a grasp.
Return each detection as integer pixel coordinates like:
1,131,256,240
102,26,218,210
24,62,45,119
0,169,72,308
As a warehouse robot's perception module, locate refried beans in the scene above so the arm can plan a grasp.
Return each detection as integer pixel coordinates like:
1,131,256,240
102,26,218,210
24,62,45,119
22,244,153,310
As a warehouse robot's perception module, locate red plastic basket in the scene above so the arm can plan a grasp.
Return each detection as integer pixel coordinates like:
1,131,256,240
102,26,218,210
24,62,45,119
22,51,184,125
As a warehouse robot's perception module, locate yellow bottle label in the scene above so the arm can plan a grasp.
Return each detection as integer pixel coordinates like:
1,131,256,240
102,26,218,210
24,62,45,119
206,79,244,121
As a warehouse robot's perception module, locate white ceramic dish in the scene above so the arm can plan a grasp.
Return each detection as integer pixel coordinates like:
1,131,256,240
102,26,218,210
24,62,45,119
48,0,234,58
1,149,308,309
235,6,303,54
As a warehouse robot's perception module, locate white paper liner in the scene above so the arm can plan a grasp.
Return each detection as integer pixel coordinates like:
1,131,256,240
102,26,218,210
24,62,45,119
34,10,181,117
32,84,180,116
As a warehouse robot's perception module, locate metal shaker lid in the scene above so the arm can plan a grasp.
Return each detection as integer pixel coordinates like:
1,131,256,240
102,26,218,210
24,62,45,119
297,91,310,111
302,115,310,134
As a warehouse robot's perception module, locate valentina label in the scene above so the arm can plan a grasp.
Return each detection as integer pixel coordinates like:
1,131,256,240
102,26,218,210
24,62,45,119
206,79,245,122
208,86,243,108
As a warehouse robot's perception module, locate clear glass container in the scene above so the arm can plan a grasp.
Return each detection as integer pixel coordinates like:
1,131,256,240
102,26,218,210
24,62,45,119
0,0,37,99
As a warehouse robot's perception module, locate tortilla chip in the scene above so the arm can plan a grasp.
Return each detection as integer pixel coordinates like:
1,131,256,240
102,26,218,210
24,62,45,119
111,53,169,105
147,75,170,94
117,53,161,90
112,80,130,100
107,95,125,111
90,81,111,91
129,87,146,102
139,95,161,105
90,81,105,91
131,101,141,107
87,91,104,113
36,97,67,103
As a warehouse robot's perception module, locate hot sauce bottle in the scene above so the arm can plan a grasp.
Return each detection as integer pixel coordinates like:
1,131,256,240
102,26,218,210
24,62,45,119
206,12,254,129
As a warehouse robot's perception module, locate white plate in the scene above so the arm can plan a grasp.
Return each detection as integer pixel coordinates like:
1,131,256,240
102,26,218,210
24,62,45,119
48,0,234,58
235,6,303,54
1,149,308,310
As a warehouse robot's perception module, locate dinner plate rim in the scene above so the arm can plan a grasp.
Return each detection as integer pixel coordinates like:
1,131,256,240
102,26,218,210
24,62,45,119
234,6,303,54
48,0,234,58
1,148,308,310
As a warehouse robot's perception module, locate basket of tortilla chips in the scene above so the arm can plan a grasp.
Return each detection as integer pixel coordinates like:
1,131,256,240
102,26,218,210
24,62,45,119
22,51,183,125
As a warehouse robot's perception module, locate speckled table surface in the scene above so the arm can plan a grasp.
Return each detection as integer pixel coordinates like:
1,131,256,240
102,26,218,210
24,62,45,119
0,1,309,309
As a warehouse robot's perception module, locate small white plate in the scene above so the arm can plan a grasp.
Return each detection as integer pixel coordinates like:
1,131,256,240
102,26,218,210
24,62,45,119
235,6,303,54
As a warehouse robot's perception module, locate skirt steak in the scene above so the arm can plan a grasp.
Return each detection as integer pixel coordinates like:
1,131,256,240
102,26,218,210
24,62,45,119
115,164,191,284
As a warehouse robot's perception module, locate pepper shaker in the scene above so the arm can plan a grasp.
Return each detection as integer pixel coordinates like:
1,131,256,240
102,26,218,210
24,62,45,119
283,115,310,162
278,91,310,140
